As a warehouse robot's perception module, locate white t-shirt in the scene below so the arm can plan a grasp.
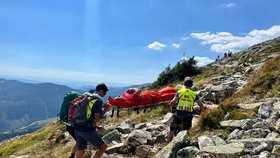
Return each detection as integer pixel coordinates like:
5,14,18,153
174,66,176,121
92,93,106,104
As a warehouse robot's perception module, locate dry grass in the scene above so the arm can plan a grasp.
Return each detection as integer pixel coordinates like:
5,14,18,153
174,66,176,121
0,122,65,157
193,66,233,89
224,56,280,106
193,56,280,132
105,105,170,127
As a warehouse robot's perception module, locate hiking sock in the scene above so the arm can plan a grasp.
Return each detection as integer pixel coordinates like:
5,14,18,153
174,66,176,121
69,153,75,158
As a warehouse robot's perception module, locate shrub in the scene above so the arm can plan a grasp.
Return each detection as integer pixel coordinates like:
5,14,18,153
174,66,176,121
199,109,225,129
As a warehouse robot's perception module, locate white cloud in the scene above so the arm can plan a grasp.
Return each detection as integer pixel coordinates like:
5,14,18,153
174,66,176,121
194,56,214,67
172,43,181,49
191,25,280,53
147,41,166,50
224,3,236,8
181,37,189,40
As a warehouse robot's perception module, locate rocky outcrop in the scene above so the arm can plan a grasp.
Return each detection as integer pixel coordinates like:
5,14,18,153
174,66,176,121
101,97,280,158
156,130,189,158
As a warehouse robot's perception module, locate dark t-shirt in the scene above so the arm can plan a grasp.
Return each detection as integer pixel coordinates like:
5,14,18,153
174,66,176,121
75,98,102,132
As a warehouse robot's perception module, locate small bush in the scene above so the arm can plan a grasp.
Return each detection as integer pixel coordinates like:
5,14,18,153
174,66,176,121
199,109,225,129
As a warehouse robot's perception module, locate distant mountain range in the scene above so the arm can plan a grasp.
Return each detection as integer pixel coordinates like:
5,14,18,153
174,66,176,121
0,79,79,133
0,117,56,141
0,78,150,140
80,83,151,100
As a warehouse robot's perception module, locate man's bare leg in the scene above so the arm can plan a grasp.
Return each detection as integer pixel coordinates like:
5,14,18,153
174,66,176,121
76,149,85,158
93,144,108,158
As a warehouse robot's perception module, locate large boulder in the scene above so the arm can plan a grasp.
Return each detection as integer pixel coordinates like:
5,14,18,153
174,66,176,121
245,128,270,138
102,129,122,144
116,119,133,134
237,102,265,110
258,105,279,119
176,146,199,158
159,112,174,125
198,143,244,158
221,119,255,131
228,138,280,153
198,136,215,150
135,145,157,158
125,130,153,148
227,129,244,140
146,124,165,132
259,151,271,158
156,130,189,158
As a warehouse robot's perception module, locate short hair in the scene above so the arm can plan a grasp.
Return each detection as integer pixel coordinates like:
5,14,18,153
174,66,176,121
95,83,108,92
184,77,193,87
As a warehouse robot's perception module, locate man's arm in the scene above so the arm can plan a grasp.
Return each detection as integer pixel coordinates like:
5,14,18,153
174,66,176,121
94,113,101,122
102,103,111,116
93,100,103,130
196,100,205,111
169,96,178,107
94,113,103,130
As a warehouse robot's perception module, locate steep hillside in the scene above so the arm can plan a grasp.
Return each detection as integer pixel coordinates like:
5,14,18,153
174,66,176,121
194,36,280,103
1,36,280,158
0,79,79,133
0,122,69,158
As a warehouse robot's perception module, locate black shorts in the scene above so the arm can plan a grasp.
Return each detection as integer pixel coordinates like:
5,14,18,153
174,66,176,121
66,125,76,140
75,129,105,150
170,115,193,133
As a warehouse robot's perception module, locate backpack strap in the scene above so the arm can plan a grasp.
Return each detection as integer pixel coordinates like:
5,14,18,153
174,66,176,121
86,98,98,119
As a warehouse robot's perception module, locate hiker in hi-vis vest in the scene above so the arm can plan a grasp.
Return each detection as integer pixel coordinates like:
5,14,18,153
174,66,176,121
166,77,205,142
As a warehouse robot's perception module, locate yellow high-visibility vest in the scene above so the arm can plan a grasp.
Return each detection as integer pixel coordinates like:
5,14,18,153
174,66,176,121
87,99,98,119
176,87,196,112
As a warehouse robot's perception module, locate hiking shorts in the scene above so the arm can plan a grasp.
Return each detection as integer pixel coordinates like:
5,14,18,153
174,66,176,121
66,125,76,140
75,129,105,150
170,115,193,133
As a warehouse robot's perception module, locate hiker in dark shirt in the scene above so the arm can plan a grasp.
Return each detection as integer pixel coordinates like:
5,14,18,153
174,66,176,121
75,83,109,158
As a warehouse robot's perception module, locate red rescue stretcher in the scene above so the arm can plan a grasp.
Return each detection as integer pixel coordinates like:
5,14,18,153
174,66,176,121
107,86,177,108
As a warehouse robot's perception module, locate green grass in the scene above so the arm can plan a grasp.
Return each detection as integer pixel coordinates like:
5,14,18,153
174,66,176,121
0,122,64,157
105,105,169,126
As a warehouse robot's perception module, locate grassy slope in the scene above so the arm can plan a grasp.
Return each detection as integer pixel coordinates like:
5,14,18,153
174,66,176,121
0,122,71,157
224,55,280,106
0,107,169,157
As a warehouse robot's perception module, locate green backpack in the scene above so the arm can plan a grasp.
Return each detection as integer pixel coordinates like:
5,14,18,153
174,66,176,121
59,91,80,122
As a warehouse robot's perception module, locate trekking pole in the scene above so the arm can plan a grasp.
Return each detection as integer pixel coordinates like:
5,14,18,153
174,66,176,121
111,107,115,118
117,107,120,117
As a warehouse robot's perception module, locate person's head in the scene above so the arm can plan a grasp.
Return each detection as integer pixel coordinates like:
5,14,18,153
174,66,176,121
95,83,108,97
175,84,183,90
184,76,193,88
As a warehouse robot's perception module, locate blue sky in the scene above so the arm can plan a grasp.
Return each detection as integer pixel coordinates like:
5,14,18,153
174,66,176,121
1,0,280,86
